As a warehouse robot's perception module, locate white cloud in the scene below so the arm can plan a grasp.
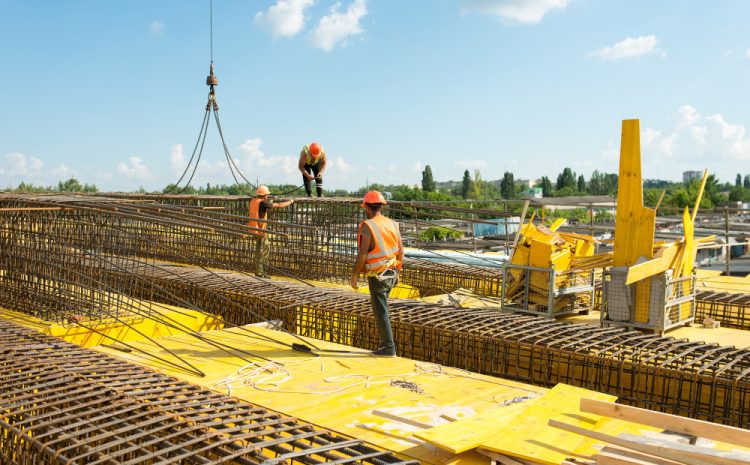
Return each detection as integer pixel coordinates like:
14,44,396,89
169,144,185,175
589,35,665,61
117,156,152,179
410,161,423,173
149,20,165,36
310,0,367,52
387,163,397,173
50,164,78,179
331,156,352,173
461,0,568,24
635,106,750,182
237,138,298,183
4,152,43,176
255,0,314,39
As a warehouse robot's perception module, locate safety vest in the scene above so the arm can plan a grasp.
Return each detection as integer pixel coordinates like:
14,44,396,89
248,197,267,235
303,145,324,165
359,215,401,274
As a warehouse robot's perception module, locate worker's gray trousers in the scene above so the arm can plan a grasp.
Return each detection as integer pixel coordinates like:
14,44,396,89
367,276,396,350
255,235,270,277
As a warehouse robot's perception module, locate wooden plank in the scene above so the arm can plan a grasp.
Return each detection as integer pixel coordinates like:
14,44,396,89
600,445,683,465
580,398,750,449
596,450,667,465
480,384,616,465
549,419,750,465
414,400,535,453
625,257,669,285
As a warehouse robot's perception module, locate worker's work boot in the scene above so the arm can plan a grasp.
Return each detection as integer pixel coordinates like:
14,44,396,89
371,346,396,357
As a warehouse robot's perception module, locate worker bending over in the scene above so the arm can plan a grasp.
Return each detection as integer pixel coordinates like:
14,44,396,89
350,191,404,357
248,185,294,278
298,142,326,197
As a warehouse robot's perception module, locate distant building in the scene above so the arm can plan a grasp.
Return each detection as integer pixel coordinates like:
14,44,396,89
516,179,535,189
683,171,703,183
520,187,543,199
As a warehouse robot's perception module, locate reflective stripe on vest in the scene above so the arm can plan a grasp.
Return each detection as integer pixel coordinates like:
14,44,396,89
248,197,267,234
360,215,400,274
304,145,323,165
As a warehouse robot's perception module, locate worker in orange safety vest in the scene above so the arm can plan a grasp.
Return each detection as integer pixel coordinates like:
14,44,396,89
350,190,404,357
248,185,294,278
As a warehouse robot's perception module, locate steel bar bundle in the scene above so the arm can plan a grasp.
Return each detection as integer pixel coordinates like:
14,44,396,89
0,319,416,465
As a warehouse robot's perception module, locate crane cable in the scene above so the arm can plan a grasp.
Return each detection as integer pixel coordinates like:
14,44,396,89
167,0,256,195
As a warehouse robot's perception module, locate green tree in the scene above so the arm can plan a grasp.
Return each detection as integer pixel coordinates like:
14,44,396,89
729,186,750,202
744,175,750,189
421,165,435,192
56,177,96,192
540,176,553,197
500,171,515,199
737,174,743,187
556,167,576,191
577,174,586,193
461,169,472,199
471,169,483,199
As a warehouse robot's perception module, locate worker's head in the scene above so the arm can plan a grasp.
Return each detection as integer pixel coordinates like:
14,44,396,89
256,185,270,197
309,142,321,158
362,191,387,212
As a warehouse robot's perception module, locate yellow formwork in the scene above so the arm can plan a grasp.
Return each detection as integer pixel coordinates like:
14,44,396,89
96,324,545,465
0,305,223,348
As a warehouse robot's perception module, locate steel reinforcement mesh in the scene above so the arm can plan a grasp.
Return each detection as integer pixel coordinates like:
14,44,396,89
4,244,749,429
0,195,501,299
696,290,750,330
2,194,750,429
0,319,417,465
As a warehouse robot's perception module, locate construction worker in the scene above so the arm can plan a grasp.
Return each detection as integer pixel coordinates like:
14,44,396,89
350,191,404,357
248,185,294,278
298,142,326,197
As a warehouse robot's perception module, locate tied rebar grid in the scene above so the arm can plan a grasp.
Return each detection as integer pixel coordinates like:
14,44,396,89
0,319,417,465
1,194,501,299
92,193,504,297
696,290,750,330
45,256,750,429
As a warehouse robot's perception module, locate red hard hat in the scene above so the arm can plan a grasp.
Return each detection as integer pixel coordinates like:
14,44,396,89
362,190,387,207
309,142,321,157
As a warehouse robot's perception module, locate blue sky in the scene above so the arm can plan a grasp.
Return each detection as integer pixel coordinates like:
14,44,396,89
1,0,749,192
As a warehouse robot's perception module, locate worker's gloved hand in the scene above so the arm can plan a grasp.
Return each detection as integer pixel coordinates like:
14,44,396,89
304,173,314,181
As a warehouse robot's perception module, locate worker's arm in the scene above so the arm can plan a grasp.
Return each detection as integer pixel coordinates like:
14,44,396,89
272,199,294,209
351,223,372,290
298,152,314,180
396,223,404,269
318,153,327,176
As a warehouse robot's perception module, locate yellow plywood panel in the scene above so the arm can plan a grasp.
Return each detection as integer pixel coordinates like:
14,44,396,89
0,304,222,348
625,257,669,285
479,384,616,465
529,240,553,269
414,400,536,454
548,218,567,232
550,248,571,272
634,280,652,324
96,325,543,465
613,119,656,268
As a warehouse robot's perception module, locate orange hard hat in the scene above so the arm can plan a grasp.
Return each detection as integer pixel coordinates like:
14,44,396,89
256,185,270,196
309,142,321,158
362,190,387,207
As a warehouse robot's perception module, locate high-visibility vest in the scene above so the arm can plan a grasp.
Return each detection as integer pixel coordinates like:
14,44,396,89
359,215,401,274
248,197,267,235
303,145,324,165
